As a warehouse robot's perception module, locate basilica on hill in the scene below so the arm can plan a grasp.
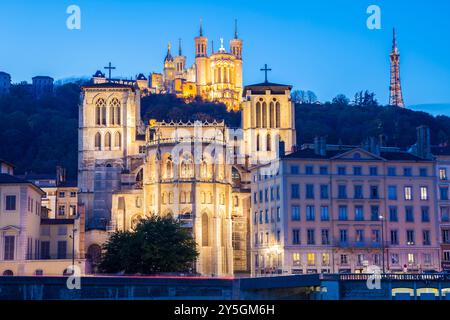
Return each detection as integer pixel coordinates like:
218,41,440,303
78,25,296,275
150,21,243,111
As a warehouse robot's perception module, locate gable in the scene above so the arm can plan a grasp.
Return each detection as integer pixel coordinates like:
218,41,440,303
331,148,384,161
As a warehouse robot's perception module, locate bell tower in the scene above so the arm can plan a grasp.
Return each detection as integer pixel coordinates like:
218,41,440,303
241,65,296,164
195,19,209,94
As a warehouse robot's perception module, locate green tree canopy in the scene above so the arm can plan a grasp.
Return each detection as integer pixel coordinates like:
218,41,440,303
99,216,199,275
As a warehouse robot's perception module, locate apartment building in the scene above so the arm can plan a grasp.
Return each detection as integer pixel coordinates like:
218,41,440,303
251,135,440,275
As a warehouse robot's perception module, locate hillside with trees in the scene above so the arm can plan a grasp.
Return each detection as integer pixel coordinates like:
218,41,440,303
0,84,449,178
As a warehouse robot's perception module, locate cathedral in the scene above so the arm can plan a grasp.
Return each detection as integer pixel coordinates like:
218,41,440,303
78,69,296,276
150,21,243,111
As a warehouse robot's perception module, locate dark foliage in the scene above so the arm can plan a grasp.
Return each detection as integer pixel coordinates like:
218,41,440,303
0,83,81,179
1,84,449,179
99,216,198,274
141,94,241,128
296,103,450,147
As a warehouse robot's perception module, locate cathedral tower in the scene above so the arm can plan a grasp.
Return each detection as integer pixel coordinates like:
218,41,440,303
163,42,176,93
229,20,243,106
174,38,186,78
241,68,296,165
389,28,405,108
195,19,210,95
78,82,143,228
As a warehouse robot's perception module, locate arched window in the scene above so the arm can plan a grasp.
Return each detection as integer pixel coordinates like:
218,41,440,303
94,132,101,150
105,132,111,150
95,98,106,126
256,102,261,128
276,102,281,128
169,192,173,204
267,134,272,151
270,102,275,128
201,192,206,204
232,167,241,187
233,136,239,156
201,160,208,179
109,105,115,125
262,102,267,128
202,213,209,247
35,269,43,276
114,131,121,148
256,134,260,151
110,98,121,125
180,154,194,178
166,160,173,178
221,218,226,248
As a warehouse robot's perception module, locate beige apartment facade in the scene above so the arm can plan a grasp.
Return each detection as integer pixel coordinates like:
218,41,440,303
251,137,441,275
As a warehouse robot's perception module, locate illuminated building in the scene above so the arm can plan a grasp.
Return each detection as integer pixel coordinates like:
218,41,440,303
152,20,243,111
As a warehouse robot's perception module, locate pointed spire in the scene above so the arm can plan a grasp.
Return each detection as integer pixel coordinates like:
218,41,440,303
211,40,214,54
392,28,398,53
165,41,173,62
199,17,203,36
234,19,238,39
178,38,182,56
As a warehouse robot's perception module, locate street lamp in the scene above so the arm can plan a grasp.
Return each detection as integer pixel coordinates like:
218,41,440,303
69,227,78,275
379,215,385,274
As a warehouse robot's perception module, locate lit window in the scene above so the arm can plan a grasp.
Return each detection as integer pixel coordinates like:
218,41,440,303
292,253,301,266
440,168,447,180
404,187,412,200
420,187,428,201
307,253,316,266
322,253,330,266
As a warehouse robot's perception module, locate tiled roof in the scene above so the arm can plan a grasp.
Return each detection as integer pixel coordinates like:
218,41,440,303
283,147,428,162
243,82,292,96
82,83,136,90
0,174,30,184
431,146,450,156
380,151,425,161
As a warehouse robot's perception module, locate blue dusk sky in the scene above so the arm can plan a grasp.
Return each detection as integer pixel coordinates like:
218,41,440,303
0,0,449,108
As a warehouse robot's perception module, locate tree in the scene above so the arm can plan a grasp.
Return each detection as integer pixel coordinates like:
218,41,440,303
291,90,307,104
99,216,199,274
306,90,318,104
332,94,350,106
353,90,379,107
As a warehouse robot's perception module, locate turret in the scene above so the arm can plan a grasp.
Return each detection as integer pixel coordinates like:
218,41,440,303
163,42,175,93
195,19,209,90
229,19,243,60
194,19,208,57
174,38,186,77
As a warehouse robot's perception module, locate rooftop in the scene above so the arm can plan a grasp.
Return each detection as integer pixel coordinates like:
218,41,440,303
243,82,292,96
82,83,136,90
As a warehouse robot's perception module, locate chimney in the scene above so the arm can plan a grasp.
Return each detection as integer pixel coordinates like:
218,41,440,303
363,137,380,155
277,140,286,158
56,166,66,186
379,134,387,148
416,125,431,159
314,136,327,156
